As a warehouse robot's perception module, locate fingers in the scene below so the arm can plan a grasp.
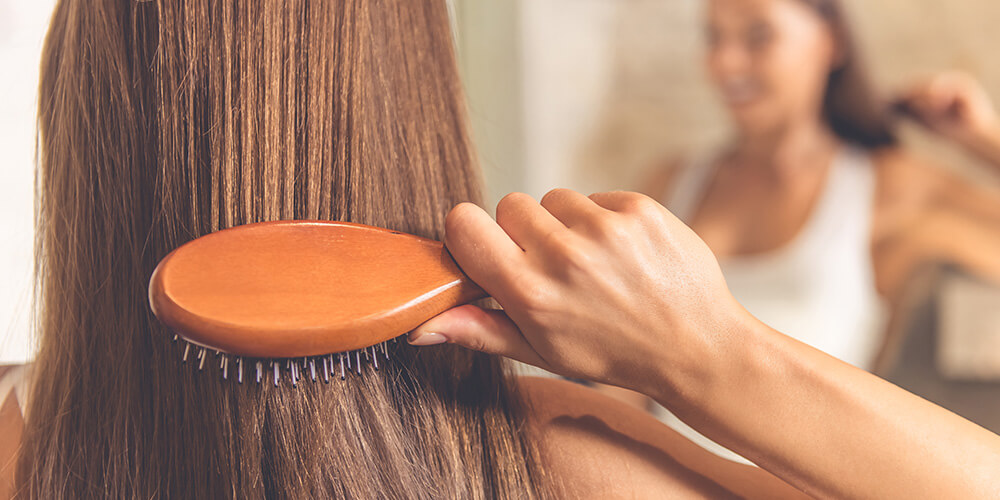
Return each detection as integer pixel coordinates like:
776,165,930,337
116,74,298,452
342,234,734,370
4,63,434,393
495,192,567,250
899,73,979,119
897,80,946,116
923,76,964,116
445,190,673,309
407,304,553,370
444,203,526,298
539,188,610,228
930,73,993,121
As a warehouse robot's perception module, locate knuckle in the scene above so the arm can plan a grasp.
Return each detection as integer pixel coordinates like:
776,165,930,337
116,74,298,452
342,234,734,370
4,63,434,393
588,214,628,242
620,193,661,216
539,188,572,208
446,307,496,352
558,244,593,273
590,190,624,206
518,283,555,319
459,332,491,354
496,192,533,216
506,275,549,310
537,227,574,254
538,229,593,274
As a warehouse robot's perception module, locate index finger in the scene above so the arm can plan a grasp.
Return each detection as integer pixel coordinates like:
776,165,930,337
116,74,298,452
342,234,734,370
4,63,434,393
444,202,527,300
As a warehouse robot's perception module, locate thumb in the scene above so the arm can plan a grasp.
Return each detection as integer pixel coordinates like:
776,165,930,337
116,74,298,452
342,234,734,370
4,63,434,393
407,304,552,371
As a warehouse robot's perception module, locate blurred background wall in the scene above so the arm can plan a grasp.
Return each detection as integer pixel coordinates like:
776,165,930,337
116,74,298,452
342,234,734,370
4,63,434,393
0,0,57,363
455,0,1000,202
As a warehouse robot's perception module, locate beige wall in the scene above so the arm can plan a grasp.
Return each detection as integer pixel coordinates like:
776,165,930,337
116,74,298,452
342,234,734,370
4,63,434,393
0,0,58,363
457,0,1000,199
453,0,526,207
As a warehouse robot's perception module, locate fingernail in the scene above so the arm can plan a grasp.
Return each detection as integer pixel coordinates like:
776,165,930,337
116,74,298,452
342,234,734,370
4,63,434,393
407,331,449,346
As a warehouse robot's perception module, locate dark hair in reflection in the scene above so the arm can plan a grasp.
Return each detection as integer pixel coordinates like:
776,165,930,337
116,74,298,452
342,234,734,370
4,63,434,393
799,0,897,149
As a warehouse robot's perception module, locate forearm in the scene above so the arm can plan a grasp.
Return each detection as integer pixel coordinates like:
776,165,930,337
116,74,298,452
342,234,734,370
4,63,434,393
651,315,1000,499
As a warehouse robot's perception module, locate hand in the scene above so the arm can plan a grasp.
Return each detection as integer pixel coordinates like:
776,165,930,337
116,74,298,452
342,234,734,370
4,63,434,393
407,189,747,397
895,71,1000,148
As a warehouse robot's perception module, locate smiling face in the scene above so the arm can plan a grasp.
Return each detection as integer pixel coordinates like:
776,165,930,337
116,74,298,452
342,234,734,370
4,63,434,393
705,0,840,137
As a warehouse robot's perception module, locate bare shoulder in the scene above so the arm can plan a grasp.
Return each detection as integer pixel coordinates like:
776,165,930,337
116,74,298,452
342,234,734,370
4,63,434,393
871,146,998,244
0,365,27,499
872,147,953,207
518,377,807,500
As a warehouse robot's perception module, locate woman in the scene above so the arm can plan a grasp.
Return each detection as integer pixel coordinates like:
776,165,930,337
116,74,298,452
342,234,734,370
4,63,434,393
649,0,1000,369
0,0,804,498
624,0,1000,460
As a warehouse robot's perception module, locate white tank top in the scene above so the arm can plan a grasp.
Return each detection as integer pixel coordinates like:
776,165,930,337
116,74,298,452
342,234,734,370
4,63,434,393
653,146,887,464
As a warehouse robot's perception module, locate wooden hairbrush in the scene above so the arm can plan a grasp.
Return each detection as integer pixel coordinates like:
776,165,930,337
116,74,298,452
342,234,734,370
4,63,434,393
148,221,487,383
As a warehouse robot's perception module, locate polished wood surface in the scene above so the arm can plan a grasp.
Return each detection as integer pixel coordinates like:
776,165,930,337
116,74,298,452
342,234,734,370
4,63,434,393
149,221,487,358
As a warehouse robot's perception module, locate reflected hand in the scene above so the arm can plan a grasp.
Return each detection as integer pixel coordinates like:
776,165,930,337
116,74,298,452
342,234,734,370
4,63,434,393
895,71,1000,148
408,189,747,397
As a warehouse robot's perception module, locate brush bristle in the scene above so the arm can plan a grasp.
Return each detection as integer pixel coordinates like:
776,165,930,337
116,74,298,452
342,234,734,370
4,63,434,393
173,337,400,386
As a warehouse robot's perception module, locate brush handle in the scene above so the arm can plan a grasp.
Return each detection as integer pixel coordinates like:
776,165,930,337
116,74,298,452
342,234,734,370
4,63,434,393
149,221,488,358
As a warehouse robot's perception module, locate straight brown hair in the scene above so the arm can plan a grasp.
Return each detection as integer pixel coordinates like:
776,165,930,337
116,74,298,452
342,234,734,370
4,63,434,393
17,0,549,497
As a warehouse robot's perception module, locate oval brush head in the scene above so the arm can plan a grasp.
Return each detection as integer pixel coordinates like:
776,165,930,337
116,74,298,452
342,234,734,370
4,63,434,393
149,221,487,360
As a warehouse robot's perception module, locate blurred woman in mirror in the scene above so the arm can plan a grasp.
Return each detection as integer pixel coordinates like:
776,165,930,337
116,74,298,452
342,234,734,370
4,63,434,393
632,0,1000,462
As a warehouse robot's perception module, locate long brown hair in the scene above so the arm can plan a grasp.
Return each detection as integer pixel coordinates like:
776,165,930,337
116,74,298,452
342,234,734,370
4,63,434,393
17,0,548,497
797,0,897,149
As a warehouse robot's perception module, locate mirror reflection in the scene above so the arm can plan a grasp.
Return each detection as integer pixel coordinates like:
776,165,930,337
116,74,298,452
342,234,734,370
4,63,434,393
455,0,1000,447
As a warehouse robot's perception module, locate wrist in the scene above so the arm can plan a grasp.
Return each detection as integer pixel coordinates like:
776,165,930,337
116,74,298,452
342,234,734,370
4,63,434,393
644,308,806,466
645,296,767,409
